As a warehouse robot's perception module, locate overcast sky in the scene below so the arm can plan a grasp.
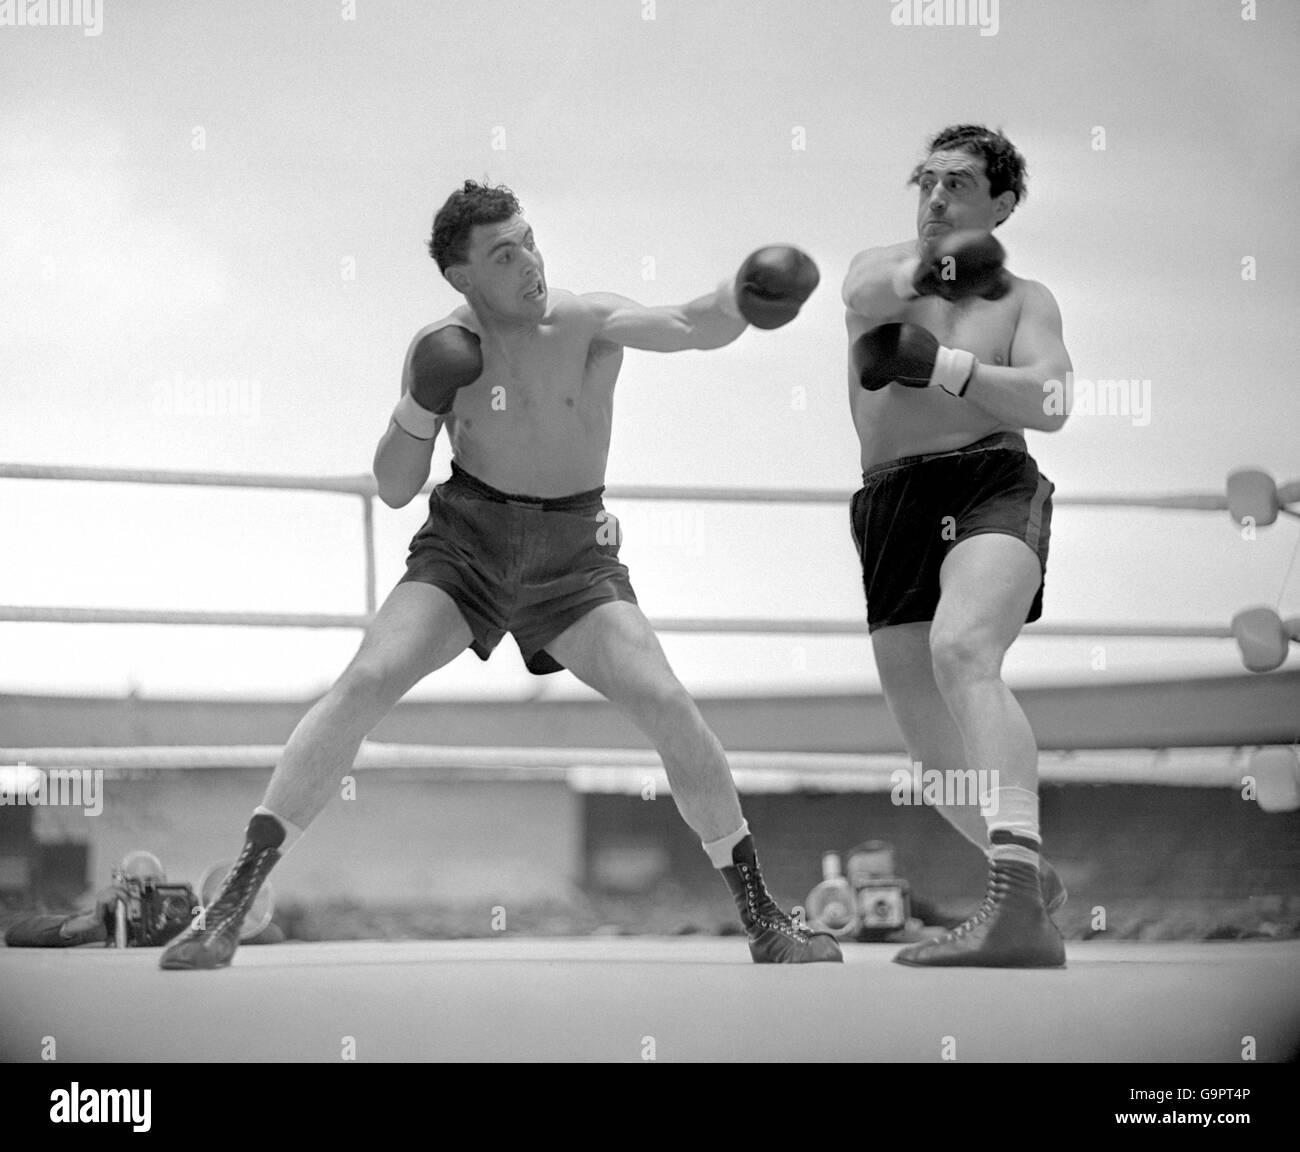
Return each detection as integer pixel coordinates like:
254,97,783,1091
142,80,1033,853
2,0,1297,700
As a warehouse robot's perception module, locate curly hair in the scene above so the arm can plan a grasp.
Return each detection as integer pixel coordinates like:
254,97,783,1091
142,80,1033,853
910,125,1028,222
428,181,522,273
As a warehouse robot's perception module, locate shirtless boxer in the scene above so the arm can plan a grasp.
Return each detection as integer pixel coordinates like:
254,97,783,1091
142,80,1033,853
160,180,839,969
842,125,1072,966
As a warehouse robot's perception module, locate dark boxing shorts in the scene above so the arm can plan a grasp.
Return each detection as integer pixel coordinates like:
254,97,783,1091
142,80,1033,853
850,431,1054,633
400,461,638,674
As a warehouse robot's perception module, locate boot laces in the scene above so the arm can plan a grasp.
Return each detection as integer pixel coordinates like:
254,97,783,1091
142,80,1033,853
946,862,1012,940
739,862,812,943
197,843,274,939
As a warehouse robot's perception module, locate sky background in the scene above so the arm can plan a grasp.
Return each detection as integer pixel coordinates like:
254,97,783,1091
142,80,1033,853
2,0,1298,702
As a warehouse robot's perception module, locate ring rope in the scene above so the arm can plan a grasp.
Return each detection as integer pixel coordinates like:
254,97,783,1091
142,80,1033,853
0,742,1257,788
2,461,1289,513
0,605,1235,638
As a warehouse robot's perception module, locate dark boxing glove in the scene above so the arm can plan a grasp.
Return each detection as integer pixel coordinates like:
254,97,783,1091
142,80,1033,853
895,230,1008,302
853,322,977,397
393,325,483,439
724,246,820,329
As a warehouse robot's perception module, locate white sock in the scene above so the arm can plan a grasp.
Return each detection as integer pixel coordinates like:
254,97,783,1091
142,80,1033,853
702,820,750,869
987,786,1040,868
254,805,304,857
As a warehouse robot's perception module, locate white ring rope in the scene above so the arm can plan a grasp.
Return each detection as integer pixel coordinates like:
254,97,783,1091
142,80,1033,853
3,461,1290,511
0,742,1257,788
0,605,1237,637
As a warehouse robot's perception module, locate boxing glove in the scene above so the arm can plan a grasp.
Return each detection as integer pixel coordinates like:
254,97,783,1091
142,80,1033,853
853,322,976,397
393,325,483,439
896,230,1009,302
729,246,820,329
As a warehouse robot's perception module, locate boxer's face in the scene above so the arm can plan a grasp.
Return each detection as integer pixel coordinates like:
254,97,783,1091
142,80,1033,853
453,215,547,319
914,149,1013,244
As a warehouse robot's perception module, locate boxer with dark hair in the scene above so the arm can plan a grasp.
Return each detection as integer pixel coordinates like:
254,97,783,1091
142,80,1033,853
842,126,1072,966
161,180,835,970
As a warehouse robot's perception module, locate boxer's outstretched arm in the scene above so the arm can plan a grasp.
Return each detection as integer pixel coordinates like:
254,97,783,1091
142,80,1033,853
584,246,818,349
961,281,1073,432
583,290,748,353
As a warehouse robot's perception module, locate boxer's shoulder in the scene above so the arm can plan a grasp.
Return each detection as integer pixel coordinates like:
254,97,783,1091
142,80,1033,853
1012,276,1057,304
1006,276,1064,324
568,288,633,326
845,239,914,276
407,307,480,348
562,289,638,355
532,288,608,341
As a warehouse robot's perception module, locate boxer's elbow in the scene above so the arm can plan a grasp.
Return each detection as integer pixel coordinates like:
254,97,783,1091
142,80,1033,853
678,307,741,352
373,466,412,508
1025,396,1069,433
373,430,430,508
375,479,414,509
374,464,426,508
1031,370,1071,432
689,322,744,351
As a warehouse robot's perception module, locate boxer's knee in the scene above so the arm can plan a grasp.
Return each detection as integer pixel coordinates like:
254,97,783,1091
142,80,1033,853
331,660,407,719
622,674,703,739
930,626,1004,696
648,680,702,731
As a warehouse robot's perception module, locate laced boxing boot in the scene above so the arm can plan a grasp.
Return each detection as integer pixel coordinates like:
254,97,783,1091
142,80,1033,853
1039,856,1068,916
893,857,1065,968
159,813,284,970
721,835,842,963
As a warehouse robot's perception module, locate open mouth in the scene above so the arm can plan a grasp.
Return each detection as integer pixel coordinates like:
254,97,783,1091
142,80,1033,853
524,282,545,299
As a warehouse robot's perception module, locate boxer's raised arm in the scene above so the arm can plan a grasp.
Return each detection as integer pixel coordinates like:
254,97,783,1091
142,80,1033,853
584,289,748,352
373,417,437,509
373,326,482,508
842,246,915,325
850,282,1072,432
844,233,1007,323
586,246,819,352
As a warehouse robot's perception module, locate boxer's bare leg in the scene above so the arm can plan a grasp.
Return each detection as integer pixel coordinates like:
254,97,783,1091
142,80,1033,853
546,600,841,963
874,537,1040,846
264,583,473,828
893,534,1064,967
872,622,991,849
929,534,1041,834
873,618,1066,913
545,600,741,841
161,583,472,969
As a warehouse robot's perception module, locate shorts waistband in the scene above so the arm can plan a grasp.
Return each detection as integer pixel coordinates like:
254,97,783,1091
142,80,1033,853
861,431,1027,483
447,460,605,512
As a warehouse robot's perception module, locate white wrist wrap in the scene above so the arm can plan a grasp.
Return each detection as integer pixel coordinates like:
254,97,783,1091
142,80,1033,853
716,276,744,321
930,346,977,397
892,257,922,300
392,391,440,440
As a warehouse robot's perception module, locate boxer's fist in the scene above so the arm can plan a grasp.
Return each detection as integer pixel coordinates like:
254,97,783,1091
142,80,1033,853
409,325,483,415
912,230,1007,302
853,322,976,397
734,246,820,329
393,325,483,440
